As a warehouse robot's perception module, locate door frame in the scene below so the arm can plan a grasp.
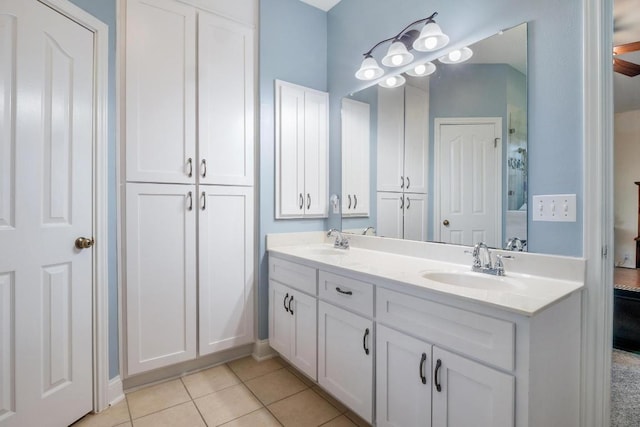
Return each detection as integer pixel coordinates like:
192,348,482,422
433,117,503,246
38,0,111,412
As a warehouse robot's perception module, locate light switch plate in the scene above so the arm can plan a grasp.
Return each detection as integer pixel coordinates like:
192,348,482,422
532,194,577,222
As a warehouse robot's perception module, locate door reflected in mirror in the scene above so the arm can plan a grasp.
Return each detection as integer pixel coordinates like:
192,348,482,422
340,23,528,250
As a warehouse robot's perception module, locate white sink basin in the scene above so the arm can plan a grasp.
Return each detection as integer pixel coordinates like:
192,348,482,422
422,271,525,291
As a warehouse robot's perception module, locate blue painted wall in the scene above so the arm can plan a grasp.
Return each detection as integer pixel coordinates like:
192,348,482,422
328,0,583,257
258,0,329,339
66,0,119,379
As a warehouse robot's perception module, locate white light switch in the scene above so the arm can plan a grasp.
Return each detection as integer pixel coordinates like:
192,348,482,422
532,194,577,222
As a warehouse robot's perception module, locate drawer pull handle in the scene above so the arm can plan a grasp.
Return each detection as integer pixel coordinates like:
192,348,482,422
363,328,370,355
288,294,294,315
187,157,193,178
336,287,353,296
353,194,358,209
307,193,311,210
420,353,427,385
400,176,404,189
435,359,442,392
406,197,411,209
187,191,193,211
406,176,410,189
284,293,289,313
400,196,404,209
299,193,304,210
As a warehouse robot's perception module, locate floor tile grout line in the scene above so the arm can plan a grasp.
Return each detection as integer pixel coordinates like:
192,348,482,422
308,387,349,415
180,377,210,427
124,394,134,425
127,397,193,422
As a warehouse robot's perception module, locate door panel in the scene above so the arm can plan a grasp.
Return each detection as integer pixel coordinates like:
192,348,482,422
437,120,501,247
376,192,403,239
0,1,94,425
199,186,254,355
341,98,370,217
125,183,197,374
404,194,427,241
290,290,317,380
404,85,429,194
268,281,291,357
303,90,328,217
125,0,196,183
198,12,254,186
377,87,405,192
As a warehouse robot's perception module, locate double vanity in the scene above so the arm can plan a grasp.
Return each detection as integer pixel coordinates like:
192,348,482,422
267,231,584,427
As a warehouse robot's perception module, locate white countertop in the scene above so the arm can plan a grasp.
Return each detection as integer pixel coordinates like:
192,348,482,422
267,233,585,316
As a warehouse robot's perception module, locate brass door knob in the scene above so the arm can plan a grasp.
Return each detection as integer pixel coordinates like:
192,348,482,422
75,237,95,249
443,220,450,226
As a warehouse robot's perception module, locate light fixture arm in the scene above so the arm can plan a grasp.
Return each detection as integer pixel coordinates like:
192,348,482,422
361,12,438,57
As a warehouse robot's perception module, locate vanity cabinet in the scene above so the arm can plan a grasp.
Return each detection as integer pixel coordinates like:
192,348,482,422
377,192,427,240
124,0,254,186
341,98,370,217
268,257,318,379
275,80,329,219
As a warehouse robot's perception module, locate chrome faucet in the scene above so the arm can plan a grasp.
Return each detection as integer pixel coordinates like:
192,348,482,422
327,229,350,249
362,226,376,236
504,237,526,251
468,242,514,276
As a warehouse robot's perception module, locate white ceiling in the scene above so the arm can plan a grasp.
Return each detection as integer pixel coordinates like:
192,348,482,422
614,0,640,112
298,0,342,12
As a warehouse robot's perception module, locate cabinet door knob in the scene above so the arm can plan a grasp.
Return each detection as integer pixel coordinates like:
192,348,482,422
443,219,450,226
363,328,370,355
288,294,294,315
299,193,304,210
434,359,442,392
353,194,358,209
420,353,427,385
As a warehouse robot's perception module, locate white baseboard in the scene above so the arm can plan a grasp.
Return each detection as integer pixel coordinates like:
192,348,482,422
107,376,125,406
252,339,276,361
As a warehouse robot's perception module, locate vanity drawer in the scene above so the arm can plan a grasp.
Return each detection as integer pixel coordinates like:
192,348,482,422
269,257,317,295
319,271,373,318
377,288,515,371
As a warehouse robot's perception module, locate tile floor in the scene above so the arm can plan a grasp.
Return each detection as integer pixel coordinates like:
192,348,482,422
71,356,371,427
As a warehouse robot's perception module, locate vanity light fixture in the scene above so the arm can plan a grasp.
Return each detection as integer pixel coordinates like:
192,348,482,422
355,11,449,80
378,74,406,89
406,61,436,77
438,46,473,64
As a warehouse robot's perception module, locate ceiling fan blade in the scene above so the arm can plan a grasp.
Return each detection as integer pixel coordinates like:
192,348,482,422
614,57,640,77
613,41,640,55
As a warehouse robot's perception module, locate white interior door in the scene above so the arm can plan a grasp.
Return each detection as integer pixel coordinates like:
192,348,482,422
435,119,502,247
0,1,94,425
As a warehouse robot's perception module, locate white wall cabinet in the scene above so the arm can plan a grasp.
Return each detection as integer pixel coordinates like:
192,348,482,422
122,0,255,377
318,301,373,423
125,0,254,186
268,280,317,380
341,98,370,217
377,192,427,240
125,183,197,375
198,186,254,355
275,80,329,218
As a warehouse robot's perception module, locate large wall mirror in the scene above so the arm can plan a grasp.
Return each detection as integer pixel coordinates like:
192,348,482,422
340,23,528,251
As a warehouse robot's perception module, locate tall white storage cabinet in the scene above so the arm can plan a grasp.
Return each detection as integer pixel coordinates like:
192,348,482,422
275,80,329,219
122,0,255,376
341,98,370,217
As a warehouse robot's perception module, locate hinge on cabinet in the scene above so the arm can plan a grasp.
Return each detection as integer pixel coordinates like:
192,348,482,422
602,245,608,259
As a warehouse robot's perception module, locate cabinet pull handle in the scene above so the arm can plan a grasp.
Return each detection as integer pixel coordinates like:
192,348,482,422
435,359,442,392
187,191,193,211
406,176,410,189
406,197,411,209
400,196,404,210
201,191,206,210
348,195,352,209
201,159,207,178
307,193,311,210
363,328,370,355
401,176,404,189
284,293,290,313
420,353,427,385
288,294,294,315
299,193,304,210
336,287,353,296
187,158,193,178
354,194,358,209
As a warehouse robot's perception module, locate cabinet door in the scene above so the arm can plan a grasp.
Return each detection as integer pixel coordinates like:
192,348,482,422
377,86,404,192
376,325,432,427
341,98,370,217
303,90,329,217
432,347,515,427
198,12,254,186
318,301,373,423
290,290,317,380
376,192,403,239
275,81,305,218
404,85,429,194
125,0,196,184
268,280,291,357
125,183,197,375
403,193,427,241
198,186,254,355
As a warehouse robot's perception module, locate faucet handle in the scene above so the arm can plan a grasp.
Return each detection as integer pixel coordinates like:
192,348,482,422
494,254,514,275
